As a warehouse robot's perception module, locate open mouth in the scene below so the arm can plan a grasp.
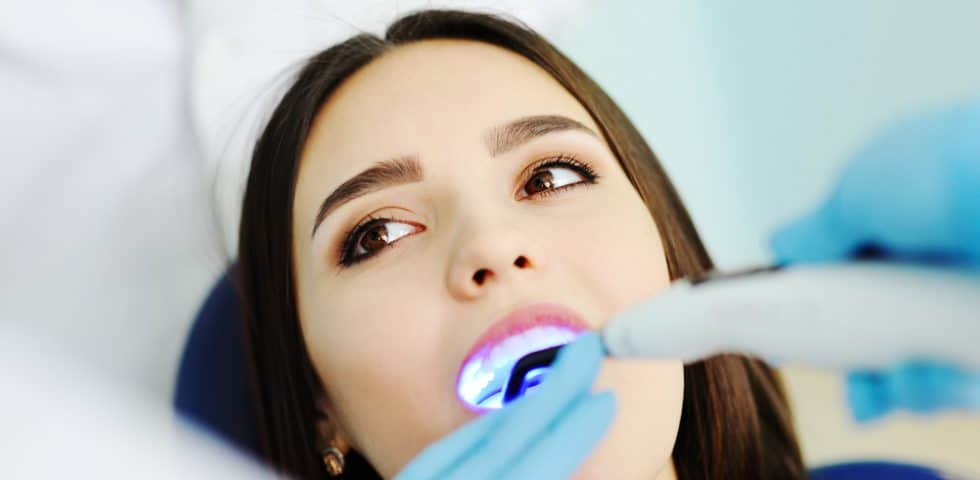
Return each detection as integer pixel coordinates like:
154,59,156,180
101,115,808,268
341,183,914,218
456,307,586,411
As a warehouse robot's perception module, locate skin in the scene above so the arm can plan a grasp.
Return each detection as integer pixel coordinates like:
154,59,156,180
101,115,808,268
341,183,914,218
292,39,683,479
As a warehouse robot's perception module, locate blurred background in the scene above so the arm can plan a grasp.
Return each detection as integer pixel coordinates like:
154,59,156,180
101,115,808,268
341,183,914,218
2,0,977,475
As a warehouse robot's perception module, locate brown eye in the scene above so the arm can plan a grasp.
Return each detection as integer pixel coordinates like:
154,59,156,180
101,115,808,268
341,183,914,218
525,170,556,196
519,156,599,200
339,217,420,267
358,224,389,254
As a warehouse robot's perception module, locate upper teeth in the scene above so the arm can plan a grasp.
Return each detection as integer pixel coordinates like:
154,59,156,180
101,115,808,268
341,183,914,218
484,326,578,373
457,326,583,408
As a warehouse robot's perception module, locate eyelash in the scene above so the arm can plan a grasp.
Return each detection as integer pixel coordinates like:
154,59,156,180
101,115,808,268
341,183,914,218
336,154,600,268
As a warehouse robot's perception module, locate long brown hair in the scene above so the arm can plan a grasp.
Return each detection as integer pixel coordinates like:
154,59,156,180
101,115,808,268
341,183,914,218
237,9,804,479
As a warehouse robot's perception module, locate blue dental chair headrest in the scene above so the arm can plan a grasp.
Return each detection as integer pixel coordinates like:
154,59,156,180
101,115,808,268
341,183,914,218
174,264,261,457
174,267,949,478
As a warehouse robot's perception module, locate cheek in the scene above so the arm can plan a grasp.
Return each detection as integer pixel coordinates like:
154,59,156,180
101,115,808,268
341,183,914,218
581,183,672,322
565,181,681,476
302,288,473,478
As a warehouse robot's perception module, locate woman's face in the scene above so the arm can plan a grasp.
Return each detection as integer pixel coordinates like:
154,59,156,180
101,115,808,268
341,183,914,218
292,39,683,479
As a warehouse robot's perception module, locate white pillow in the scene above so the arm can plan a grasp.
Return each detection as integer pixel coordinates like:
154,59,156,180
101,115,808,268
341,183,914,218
0,0,220,400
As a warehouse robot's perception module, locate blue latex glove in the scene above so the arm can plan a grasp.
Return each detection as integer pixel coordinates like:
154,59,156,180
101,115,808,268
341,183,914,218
771,96,980,266
770,96,980,421
394,333,615,480
847,359,980,423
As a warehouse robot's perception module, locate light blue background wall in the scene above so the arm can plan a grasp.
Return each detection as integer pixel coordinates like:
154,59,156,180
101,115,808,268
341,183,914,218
557,0,980,268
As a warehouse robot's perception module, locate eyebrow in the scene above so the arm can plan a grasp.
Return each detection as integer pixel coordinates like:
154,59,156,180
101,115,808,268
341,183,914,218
310,114,597,237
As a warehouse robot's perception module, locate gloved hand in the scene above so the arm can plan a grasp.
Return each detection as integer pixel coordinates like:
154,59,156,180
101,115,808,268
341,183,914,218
394,333,615,480
770,96,980,422
847,359,980,423
771,96,980,267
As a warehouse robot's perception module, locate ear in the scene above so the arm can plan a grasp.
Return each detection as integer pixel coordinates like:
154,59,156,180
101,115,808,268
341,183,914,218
314,394,352,454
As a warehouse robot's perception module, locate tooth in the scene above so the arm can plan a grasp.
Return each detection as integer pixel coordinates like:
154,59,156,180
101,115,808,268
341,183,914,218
535,328,561,348
497,338,523,366
474,357,493,377
554,328,574,343
520,328,542,347
459,360,494,403
540,337,561,351
543,327,564,342
548,327,565,341
489,345,506,368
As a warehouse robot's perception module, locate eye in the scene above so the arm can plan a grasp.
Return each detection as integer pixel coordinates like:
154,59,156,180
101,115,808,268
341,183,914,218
336,155,600,269
518,155,600,200
337,215,424,267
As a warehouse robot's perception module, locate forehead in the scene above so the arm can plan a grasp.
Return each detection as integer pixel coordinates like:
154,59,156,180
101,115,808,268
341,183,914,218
294,39,602,232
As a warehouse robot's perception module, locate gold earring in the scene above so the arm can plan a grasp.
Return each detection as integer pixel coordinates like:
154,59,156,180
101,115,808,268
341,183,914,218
322,446,345,476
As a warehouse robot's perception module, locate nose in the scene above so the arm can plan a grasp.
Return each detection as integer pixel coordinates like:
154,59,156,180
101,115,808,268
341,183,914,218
446,226,538,300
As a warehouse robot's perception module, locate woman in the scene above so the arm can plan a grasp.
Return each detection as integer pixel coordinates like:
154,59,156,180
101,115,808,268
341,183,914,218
237,8,804,479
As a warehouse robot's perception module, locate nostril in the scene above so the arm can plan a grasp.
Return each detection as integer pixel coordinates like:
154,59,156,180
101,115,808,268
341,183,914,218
473,269,489,284
514,256,529,268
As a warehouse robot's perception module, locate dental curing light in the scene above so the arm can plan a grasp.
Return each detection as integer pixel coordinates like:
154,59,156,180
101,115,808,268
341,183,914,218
602,262,980,370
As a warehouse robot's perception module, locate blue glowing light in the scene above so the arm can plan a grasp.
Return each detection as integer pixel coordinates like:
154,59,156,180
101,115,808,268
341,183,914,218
456,327,578,411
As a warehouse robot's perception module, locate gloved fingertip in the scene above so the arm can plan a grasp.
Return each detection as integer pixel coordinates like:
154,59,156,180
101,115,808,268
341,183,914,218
593,389,617,412
846,371,891,423
597,331,613,357
533,331,602,398
770,208,857,265
556,332,600,363
570,391,617,433
502,390,617,479
888,360,969,413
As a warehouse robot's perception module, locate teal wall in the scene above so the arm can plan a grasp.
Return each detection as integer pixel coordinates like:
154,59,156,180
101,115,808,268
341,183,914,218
556,0,980,268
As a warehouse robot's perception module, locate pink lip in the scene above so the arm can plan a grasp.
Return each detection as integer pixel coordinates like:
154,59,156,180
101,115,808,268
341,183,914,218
457,302,590,384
